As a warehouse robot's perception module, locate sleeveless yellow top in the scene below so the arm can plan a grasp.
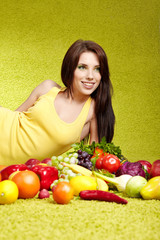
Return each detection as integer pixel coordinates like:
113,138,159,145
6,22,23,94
0,87,92,165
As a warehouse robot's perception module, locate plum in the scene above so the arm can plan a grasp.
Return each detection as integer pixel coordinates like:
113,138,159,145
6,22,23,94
41,158,52,166
25,159,40,169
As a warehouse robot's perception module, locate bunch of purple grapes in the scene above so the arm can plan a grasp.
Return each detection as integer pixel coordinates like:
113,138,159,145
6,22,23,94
77,150,93,170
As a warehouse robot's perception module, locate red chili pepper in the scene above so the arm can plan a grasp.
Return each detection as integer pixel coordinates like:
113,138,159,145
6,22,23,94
0,164,29,180
79,190,128,204
31,165,58,190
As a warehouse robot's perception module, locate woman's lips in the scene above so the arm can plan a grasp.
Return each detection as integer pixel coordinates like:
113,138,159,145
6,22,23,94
81,81,95,89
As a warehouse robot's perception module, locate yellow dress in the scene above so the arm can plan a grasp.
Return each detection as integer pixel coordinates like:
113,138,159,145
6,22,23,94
0,87,92,165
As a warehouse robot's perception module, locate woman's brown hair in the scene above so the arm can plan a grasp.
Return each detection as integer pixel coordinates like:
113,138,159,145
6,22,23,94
61,40,115,143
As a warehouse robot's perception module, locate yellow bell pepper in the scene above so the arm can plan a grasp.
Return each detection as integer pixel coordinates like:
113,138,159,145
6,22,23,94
140,176,160,200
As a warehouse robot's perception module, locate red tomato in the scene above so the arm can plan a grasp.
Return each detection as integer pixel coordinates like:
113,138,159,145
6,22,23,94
52,182,74,204
102,154,120,173
95,157,103,169
93,147,104,157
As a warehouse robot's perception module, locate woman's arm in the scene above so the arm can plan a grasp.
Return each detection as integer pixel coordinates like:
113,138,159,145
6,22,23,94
15,80,61,112
89,116,99,144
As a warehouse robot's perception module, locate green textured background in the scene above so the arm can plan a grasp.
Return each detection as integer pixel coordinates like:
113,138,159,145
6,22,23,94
0,0,159,163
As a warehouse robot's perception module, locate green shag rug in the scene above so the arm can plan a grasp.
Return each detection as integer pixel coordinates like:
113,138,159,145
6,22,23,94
0,193,160,240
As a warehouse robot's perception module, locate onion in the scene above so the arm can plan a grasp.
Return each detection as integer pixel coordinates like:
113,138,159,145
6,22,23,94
38,189,50,199
125,176,147,198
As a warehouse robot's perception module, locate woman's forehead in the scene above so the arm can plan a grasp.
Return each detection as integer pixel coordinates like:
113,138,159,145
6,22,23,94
78,51,100,65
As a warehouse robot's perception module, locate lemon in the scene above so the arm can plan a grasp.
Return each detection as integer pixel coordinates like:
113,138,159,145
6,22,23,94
70,176,97,196
0,180,19,204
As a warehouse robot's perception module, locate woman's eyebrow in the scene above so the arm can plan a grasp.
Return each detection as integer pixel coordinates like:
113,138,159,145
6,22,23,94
78,63,100,67
78,63,87,65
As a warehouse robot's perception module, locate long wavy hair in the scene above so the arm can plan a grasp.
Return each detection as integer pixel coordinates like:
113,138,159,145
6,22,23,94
61,40,115,143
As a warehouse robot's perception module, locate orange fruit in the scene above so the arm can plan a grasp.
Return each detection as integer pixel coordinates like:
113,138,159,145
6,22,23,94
52,182,74,204
12,170,40,199
0,180,19,204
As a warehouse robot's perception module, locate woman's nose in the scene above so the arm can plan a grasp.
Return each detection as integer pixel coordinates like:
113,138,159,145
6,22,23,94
87,69,94,79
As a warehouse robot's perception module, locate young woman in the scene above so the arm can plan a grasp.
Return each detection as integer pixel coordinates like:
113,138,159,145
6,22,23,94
0,40,115,165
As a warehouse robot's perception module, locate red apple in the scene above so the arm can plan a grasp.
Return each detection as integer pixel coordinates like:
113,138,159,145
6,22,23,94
138,160,152,174
41,158,52,166
150,160,160,178
25,158,41,169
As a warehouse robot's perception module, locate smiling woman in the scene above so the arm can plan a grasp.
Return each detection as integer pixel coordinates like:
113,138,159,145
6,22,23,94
0,40,115,165
61,40,115,141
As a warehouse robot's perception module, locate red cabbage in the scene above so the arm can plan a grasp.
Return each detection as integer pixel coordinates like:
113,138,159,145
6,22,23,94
116,162,146,178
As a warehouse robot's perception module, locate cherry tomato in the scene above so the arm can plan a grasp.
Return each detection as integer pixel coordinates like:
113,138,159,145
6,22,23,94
95,157,103,169
93,147,104,157
102,154,120,173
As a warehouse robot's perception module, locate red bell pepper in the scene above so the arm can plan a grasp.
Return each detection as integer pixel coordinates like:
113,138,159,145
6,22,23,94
1,164,29,180
31,165,58,190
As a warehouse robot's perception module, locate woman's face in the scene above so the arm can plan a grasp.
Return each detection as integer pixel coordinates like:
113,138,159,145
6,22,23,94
72,51,101,98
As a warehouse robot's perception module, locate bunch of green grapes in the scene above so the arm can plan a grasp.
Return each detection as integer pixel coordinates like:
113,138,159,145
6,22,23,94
50,152,81,189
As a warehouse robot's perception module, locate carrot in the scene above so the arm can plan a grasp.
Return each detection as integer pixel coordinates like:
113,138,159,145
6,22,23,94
79,190,128,204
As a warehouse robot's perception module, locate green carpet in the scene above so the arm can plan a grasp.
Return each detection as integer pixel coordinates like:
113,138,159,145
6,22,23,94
0,194,160,240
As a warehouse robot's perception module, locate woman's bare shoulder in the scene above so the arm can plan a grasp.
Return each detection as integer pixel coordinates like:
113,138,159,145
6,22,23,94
39,80,61,95
15,80,61,112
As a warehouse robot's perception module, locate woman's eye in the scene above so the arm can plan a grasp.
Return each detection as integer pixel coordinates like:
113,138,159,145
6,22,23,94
78,65,85,70
95,67,100,72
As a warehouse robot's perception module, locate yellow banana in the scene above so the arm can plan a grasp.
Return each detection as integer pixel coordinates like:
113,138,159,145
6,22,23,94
93,177,108,191
61,162,92,177
61,162,108,191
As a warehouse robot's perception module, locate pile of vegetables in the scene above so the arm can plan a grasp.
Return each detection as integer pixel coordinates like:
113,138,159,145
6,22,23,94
0,137,160,205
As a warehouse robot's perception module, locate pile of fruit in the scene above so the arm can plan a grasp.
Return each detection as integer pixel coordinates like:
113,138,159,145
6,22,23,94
0,138,160,205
